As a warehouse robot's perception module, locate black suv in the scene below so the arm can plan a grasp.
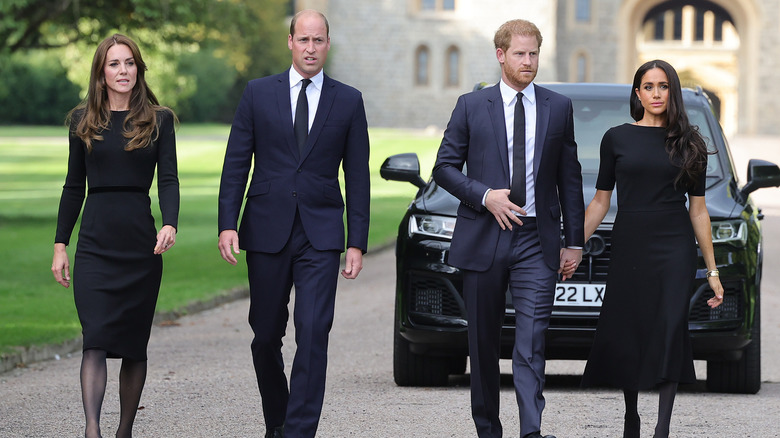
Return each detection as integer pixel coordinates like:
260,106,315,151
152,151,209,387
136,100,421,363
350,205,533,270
381,83,780,394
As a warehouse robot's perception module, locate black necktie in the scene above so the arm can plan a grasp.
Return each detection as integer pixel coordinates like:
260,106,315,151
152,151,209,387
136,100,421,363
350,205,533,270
294,78,312,153
509,92,526,207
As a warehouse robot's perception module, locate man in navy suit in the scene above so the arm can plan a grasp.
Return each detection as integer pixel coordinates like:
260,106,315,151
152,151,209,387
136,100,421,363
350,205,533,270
433,19,584,438
217,9,369,438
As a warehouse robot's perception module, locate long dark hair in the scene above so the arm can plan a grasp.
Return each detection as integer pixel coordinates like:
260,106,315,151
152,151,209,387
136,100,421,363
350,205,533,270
630,59,709,189
67,34,175,152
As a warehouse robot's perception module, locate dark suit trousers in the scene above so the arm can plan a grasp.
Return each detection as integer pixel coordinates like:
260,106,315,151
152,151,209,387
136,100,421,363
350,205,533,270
462,219,556,438
245,211,340,438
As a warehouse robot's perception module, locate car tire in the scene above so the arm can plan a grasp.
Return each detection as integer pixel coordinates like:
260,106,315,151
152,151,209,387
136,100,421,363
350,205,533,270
393,317,450,386
706,293,761,394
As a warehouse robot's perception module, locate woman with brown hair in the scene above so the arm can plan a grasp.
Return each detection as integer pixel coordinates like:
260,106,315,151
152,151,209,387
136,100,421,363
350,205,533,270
580,59,724,437
51,34,179,438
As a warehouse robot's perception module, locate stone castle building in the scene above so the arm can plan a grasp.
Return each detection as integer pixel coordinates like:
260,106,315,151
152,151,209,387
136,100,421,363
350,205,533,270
295,0,780,136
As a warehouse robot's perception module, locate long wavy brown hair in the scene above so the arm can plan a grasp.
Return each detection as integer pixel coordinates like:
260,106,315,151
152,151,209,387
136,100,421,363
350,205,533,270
630,59,710,189
67,34,174,152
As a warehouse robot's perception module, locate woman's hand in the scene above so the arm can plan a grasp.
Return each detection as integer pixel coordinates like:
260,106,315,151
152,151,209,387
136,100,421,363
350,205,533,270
52,243,71,288
707,275,724,308
154,225,177,254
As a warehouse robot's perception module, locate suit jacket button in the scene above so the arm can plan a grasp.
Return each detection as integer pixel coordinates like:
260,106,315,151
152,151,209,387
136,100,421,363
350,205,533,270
292,191,297,197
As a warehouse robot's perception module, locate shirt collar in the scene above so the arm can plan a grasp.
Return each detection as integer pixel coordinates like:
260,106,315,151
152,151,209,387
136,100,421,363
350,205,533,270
289,68,324,90
499,80,536,106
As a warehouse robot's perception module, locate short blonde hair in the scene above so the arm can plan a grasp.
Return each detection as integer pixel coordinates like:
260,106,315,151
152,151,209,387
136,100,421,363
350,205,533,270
493,19,543,52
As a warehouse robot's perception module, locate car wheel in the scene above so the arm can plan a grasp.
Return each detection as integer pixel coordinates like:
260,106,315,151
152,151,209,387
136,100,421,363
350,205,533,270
706,293,761,394
393,317,450,386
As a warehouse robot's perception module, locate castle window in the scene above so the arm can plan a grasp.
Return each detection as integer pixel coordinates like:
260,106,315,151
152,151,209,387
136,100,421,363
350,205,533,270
446,46,460,87
575,0,591,22
415,45,430,86
419,0,456,11
576,54,588,82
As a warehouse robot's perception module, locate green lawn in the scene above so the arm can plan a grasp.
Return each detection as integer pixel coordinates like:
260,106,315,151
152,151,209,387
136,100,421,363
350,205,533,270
0,125,442,353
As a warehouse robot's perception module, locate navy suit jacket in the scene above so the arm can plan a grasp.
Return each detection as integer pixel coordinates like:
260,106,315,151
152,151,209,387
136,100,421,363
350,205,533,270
218,70,370,254
433,83,584,271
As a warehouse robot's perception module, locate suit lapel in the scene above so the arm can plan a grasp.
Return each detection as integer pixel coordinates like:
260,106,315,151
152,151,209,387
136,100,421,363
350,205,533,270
534,84,550,183
300,74,337,163
276,70,300,159
487,84,510,185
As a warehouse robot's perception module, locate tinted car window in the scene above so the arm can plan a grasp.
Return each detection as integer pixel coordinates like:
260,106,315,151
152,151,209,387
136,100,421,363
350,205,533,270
571,99,633,173
687,106,725,185
571,98,724,186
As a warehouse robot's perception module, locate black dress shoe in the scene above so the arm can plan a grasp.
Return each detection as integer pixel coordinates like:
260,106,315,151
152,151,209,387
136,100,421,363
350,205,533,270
265,426,284,438
523,433,556,438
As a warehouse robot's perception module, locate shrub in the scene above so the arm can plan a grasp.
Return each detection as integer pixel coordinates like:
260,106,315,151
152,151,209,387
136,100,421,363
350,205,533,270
0,52,82,125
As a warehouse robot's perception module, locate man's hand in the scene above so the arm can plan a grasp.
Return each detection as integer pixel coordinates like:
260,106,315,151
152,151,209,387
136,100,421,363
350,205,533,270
484,189,526,230
218,230,240,265
558,247,583,281
341,247,363,279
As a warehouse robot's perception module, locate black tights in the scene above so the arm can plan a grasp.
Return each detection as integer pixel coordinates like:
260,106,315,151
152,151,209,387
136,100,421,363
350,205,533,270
622,382,678,438
622,389,640,438
80,349,148,438
81,349,107,438
654,382,678,438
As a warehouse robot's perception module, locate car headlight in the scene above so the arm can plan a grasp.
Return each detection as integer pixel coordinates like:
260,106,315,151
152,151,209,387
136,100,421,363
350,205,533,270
711,220,747,245
409,214,456,239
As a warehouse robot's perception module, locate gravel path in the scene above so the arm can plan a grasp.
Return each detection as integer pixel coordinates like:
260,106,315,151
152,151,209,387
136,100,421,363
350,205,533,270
1,135,778,437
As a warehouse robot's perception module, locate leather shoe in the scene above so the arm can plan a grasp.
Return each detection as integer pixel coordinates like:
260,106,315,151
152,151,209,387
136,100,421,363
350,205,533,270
523,433,556,438
265,426,284,438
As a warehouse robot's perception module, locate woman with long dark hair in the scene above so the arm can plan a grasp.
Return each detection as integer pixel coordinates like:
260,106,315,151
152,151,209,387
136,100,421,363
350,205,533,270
51,34,179,438
580,59,724,437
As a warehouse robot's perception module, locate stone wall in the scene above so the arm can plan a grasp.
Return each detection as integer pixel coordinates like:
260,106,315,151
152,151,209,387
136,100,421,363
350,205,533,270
299,0,780,134
323,0,557,129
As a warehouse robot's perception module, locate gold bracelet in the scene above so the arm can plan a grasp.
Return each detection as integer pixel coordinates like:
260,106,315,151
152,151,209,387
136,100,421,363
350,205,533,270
706,269,720,278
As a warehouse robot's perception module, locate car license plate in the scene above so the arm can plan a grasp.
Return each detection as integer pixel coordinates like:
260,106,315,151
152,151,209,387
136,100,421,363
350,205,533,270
554,283,605,307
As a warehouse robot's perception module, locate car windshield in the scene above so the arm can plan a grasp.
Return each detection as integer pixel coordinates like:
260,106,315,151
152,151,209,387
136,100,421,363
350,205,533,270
571,97,724,186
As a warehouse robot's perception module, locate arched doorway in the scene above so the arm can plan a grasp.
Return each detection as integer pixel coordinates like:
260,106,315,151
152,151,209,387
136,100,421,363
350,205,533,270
618,0,760,135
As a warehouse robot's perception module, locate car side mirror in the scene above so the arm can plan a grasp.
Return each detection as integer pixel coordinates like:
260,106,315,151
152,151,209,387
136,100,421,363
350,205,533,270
740,159,780,197
380,153,427,188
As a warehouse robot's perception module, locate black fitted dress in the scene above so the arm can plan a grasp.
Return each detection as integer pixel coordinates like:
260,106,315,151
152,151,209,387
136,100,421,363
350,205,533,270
581,123,704,390
55,110,179,361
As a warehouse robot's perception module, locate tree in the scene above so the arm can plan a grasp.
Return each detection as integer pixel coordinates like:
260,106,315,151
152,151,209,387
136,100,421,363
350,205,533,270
0,0,292,122
0,0,221,54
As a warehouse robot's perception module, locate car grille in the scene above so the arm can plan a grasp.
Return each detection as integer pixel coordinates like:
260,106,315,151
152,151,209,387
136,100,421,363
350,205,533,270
569,229,612,282
408,274,463,317
688,281,743,323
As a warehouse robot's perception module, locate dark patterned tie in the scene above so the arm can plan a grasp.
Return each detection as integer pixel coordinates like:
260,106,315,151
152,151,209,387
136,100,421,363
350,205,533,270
509,92,526,207
294,78,312,153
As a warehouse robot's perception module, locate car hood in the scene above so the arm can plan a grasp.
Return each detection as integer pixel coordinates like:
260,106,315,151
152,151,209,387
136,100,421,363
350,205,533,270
412,173,742,223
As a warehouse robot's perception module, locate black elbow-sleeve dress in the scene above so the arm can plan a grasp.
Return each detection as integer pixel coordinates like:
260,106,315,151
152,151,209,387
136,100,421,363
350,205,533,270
581,123,704,390
55,109,179,361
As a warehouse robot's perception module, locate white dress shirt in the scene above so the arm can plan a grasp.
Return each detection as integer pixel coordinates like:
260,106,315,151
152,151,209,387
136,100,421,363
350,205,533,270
289,68,324,132
493,80,537,217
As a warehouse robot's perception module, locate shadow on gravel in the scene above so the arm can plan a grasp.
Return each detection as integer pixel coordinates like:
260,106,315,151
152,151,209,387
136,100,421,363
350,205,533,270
446,373,709,393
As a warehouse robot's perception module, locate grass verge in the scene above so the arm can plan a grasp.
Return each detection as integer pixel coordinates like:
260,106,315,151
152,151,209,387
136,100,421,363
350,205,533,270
0,124,441,354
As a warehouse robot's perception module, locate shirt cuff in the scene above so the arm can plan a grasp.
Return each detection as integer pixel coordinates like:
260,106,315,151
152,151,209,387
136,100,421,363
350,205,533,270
481,188,492,207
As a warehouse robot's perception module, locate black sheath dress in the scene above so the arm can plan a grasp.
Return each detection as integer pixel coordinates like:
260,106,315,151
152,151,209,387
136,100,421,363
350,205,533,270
581,123,704,390
55,110,179,360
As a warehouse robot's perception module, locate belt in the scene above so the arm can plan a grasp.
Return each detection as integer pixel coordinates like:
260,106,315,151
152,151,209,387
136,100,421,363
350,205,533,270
88,186,148,195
